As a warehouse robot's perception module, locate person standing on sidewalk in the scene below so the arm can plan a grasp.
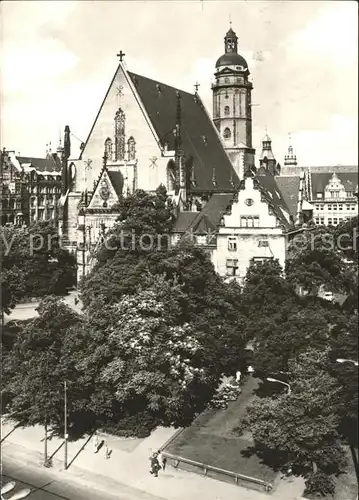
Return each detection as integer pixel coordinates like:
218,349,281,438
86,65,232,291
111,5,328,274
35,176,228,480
93,433,99,453
157,450,167,471
149,452,160,477
105,442,112,459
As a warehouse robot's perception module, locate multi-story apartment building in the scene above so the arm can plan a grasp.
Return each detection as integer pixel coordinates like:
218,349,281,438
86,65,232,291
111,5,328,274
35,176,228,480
1,148,29,226
280,144,358,227
0,147,63,226
307,170,358,226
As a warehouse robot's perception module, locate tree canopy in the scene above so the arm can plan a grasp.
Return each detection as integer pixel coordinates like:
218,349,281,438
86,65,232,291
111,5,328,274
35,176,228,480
245,349,346,494
1,222,76,313
2,297,81,432
3,187,247,437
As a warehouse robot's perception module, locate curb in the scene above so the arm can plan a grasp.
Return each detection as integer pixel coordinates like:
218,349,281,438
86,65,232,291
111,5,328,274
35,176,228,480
2,441,165,500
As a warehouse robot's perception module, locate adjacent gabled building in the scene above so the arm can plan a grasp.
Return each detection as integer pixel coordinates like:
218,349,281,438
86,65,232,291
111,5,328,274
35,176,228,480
279,141,358,227
306,169,358,226
0,148,63,226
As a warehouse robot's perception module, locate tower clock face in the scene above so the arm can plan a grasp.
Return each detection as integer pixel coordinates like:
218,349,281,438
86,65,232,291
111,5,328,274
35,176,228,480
245,198,254,206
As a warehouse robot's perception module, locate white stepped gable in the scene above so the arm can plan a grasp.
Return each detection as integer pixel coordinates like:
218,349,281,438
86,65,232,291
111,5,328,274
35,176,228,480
223,177,278,229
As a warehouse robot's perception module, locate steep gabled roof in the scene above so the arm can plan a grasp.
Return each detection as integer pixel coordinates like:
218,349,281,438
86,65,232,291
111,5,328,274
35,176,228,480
172,212,199,232
128,72,239,193
310,172,358,195
246,176,291,228
107,170,124,196
172,194,234,235
275,176,301,217
199,193,234,226
281,165,358,177
256,176,291,218
16,155,61,173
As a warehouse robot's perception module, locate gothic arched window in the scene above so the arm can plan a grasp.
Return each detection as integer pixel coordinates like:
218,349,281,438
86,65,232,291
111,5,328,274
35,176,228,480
114,108,125,161
104,138,112,160
127,137,136,160
224,106,230,116
166,160,176,192
223,127,231,139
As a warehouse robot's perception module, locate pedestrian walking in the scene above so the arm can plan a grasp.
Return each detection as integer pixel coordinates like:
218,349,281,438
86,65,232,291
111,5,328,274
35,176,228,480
93,433,99,453
149,452,160,477
157,450,167,471
105,442,112,459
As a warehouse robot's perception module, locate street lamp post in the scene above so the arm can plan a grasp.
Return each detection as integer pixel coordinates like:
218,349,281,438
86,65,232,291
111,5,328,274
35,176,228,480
64,381,68,470
336,358,358,367
266,377,291,394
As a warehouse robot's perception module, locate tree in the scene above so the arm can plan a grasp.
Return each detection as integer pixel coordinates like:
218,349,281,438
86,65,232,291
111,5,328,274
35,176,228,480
0,266,26,314
81,186,247,378
97,276,220,427
285,226,355,297
244,349,346,492
240,259,294,320
95,185,174,266
333,215,358,263
80,186,174,307
59,276,225,436
2,297,82,436
329,312,358,447
240,259,339,378
1,222,76,313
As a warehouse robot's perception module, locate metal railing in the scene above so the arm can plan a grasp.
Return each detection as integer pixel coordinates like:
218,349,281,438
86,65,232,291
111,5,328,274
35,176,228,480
162,451,273,492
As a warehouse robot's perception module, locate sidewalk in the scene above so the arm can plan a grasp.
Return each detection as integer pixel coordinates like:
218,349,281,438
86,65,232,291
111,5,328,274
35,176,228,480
1,418,306,500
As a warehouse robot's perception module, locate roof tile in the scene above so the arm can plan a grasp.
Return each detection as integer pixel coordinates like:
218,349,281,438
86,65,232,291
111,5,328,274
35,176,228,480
128,72,239,193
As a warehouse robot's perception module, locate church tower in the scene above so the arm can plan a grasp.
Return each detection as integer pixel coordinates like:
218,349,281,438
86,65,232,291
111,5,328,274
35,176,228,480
284,138,298,168
212,26,255,180
258,133,280,176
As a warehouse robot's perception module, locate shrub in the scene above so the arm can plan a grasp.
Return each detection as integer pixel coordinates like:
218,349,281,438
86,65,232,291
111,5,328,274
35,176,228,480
304,471,336,497
102,412,158,438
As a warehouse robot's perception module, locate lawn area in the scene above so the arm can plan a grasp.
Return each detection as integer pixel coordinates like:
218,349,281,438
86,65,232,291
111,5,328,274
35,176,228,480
165,375,277,484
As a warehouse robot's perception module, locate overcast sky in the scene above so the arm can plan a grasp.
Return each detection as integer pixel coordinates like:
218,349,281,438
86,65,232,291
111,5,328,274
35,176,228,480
1,0,357,166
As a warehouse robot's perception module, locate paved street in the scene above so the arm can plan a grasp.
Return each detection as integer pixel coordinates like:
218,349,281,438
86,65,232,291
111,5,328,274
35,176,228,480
4,292,82,326
2,456,164,500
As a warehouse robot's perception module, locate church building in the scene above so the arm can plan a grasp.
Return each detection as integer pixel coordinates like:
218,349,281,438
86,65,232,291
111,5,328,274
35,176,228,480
59,26,308,282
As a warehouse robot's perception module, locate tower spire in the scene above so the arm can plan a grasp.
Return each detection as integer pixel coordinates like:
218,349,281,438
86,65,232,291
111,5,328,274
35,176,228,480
284,133,297,167
57,127,64,156
259,130,277,175
224,24,238,54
